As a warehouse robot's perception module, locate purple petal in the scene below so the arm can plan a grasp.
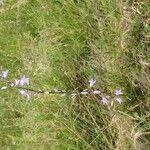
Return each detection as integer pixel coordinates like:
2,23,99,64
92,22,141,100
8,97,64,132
115,89,123,96
19,90,30,99
88,79,96,87
14,76,29,87
15,80,20,86
1,70,9,78
19,90,27,96
101,96,109,105
19,76,29,86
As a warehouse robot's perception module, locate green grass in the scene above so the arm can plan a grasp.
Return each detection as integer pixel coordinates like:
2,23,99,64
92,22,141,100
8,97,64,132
0,0,150,149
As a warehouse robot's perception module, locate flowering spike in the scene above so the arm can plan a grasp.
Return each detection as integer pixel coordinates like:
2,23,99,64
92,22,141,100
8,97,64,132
0,67,126,106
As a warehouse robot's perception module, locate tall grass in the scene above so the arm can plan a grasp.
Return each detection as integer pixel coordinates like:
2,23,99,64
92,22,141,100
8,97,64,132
0,0,149,149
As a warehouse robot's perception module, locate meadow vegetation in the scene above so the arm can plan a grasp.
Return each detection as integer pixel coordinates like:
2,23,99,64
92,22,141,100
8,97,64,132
0,0,149,149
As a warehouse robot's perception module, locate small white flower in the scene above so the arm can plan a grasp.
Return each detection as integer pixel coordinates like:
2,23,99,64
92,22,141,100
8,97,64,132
81,91,88,95
1,86,7,90
93,90,101,94
62,90,66,93
11,83,14,87
116,98,123,104
53,88,58,92
60,93,66,97
44,91,49,94
71,93,77,99
33,93,37,96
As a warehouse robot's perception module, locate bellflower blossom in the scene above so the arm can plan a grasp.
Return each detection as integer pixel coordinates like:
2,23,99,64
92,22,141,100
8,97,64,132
0,69,125,105
19,90,30,99
116,98,123,104
115,89,123,96
15,80,20,86
15,76,29,86
101,96,109,105
88,79,96,87
19,76,29,86
1,70,9,78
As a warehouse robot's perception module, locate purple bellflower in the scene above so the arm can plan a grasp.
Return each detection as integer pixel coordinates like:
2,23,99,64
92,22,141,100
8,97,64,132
19,90,30,99
19,76,29,86
88,79,96,87
15,76,29,86
115,89,123,96
1,70,9,78
101,96,109,105
15,80,20,86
